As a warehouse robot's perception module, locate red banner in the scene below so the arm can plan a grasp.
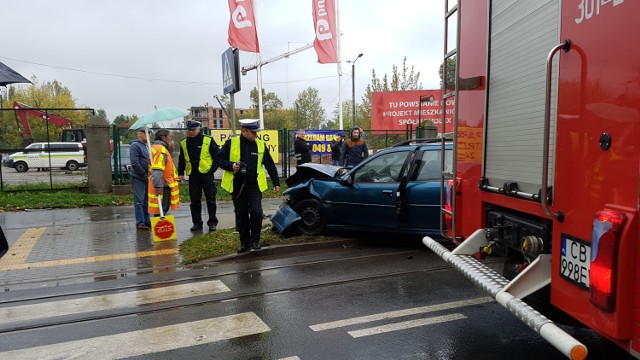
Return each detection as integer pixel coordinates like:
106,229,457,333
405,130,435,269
371,90,454,132
312,0,337,63
228,0,260,53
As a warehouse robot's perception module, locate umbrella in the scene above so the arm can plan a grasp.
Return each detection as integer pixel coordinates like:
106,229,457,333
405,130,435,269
0,62,31,114
128,107,189,130
0,61,31,87
128,106,190,160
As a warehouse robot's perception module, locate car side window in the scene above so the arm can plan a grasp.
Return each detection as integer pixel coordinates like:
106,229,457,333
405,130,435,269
416,149,453,181
354,150,410,183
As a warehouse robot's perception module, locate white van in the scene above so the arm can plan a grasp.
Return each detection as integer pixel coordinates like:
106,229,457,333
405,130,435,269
6,142,86,172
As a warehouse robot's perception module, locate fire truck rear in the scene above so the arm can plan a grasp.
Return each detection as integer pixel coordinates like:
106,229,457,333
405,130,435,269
424,1,639,359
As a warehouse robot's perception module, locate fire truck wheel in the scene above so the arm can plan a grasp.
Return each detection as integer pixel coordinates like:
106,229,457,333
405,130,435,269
66,160,79,171
14,161,28,173
294,199,327,236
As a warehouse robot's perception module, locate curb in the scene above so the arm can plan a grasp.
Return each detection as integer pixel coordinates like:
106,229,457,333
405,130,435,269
196,237,366,264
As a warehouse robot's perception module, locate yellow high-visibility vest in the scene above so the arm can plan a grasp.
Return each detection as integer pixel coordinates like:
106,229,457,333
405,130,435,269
221,137,267,193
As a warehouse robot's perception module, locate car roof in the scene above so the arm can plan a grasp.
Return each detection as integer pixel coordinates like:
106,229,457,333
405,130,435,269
388,138,453,152
29,142,83,145
392,138,452,147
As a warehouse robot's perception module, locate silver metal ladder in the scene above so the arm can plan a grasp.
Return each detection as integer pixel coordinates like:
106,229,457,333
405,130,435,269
439,0,461,242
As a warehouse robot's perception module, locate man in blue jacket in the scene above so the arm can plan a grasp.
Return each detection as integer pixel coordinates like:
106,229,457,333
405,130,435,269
129,128,152,230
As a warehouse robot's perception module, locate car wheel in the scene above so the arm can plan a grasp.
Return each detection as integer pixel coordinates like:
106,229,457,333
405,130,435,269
294,199,327,235
14,161,28,173
66,160,79,171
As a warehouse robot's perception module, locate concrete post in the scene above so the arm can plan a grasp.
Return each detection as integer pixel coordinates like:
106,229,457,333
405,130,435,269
85,116,112,193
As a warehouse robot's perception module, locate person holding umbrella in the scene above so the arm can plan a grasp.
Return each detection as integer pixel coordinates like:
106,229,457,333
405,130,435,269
148,129,180,216
178,120,220,232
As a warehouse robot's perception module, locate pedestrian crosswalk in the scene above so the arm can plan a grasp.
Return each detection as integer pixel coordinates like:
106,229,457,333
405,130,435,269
0,278,490,359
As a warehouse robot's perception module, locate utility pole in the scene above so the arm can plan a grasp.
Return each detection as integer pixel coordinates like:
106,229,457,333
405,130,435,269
347,53,363,127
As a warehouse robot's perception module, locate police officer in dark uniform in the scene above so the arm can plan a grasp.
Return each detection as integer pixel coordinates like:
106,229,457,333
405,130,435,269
178,120,220,232
218,119,280,253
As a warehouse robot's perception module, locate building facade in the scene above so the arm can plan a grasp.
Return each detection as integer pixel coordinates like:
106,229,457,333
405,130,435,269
188,106,248,129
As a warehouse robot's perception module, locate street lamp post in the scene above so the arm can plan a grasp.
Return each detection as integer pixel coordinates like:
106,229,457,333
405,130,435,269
347,53,363,127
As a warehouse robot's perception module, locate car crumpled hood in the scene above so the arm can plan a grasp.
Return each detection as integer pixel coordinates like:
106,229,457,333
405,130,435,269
285,163,344,187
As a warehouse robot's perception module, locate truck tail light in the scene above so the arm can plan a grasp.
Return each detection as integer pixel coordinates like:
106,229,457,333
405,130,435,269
589,210,625,312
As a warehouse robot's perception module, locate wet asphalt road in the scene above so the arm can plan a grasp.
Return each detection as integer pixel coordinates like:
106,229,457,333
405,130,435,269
0,203,634,359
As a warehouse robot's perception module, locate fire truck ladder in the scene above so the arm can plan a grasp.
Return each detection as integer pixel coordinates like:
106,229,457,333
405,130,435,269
439,0,460,242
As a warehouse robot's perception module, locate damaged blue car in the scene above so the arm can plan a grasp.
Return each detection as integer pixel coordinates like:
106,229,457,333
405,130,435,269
271,139,453,237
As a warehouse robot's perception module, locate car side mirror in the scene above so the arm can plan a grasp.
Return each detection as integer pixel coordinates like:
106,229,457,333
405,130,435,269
338,173,354,186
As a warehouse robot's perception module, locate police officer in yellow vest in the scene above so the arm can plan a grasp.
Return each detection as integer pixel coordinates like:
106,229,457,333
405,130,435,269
218,119,280,253
178,120,221,232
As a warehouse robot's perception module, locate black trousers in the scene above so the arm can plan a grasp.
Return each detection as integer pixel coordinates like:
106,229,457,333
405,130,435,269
188,173,218,227
232,185,263,247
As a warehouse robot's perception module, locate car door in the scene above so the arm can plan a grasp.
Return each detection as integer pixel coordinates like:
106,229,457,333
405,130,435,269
331,149,410,229
400,146,453,234
26,143,44,168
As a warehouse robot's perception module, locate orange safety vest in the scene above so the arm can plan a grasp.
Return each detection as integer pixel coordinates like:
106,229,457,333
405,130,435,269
147,144,180,214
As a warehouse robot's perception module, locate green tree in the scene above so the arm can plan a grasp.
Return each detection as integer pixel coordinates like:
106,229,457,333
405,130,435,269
329,99,368,130
439,56,457,89
0,77,91,148
96,109,108,122
249,87,283,111
264,108,295,130
113,114,131,126
111,114,140,143
361,57,422,126
292,87,325,129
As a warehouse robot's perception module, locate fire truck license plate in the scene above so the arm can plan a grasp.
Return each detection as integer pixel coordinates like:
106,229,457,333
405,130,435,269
560,235,590,289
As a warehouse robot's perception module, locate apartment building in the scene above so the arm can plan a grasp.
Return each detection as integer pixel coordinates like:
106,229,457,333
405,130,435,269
188,105,248,129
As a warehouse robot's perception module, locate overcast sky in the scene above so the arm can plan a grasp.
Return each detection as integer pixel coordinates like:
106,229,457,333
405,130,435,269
2,0,445,122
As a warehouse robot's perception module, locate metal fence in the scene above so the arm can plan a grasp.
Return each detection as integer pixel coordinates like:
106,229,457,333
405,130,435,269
0,107,94,192
279,128,419,178
1,124,421,192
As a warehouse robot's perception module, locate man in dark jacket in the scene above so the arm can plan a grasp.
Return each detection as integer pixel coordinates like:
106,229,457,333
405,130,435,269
129,128,151,230
178,120,220,232
341,126,368,167
218,119,280,253
293,129,311,165
330,132,344,165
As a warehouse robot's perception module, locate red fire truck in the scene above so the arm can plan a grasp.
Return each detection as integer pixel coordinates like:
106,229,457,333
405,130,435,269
425,1,639,359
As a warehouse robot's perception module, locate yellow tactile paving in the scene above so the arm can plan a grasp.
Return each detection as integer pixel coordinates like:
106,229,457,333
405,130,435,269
0,227,46,267
0,228,178,271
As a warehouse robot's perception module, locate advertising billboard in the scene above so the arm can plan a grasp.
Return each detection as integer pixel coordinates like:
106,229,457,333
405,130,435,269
371,90,454,132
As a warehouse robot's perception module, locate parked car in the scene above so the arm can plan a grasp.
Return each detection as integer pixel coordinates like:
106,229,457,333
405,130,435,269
5,142,86,172
271,139,453,237
112,144,132,177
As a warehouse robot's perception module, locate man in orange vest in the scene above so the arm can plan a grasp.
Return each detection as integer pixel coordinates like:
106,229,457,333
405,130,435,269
148,129,180,215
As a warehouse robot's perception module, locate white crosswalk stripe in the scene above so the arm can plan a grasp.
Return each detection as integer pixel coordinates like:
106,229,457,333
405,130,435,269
0,280,231,325
309,297,491,331
348,313,467,338
0,312,270,360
